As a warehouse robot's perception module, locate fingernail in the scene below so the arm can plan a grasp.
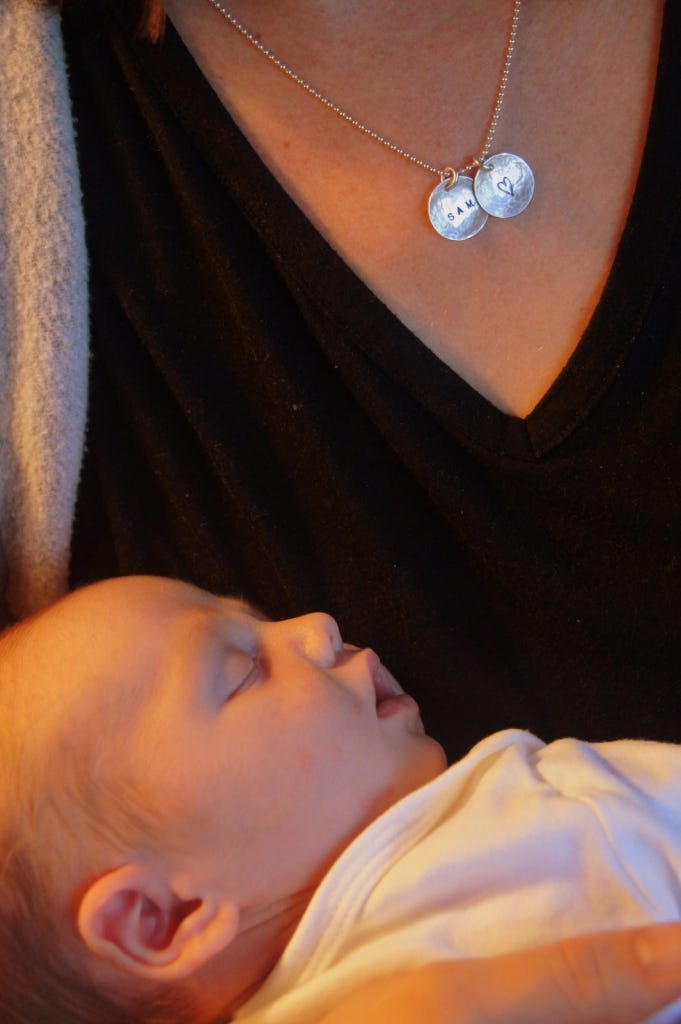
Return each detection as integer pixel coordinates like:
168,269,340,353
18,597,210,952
637,924,681,973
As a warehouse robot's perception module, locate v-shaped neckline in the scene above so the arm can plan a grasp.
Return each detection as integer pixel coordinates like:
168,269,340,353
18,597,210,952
138,0,680,459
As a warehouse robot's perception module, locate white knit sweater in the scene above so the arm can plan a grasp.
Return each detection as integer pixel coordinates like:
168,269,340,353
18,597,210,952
0,0,88,623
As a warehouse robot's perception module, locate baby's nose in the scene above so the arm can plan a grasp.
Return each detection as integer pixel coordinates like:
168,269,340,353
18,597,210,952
290,612,343,667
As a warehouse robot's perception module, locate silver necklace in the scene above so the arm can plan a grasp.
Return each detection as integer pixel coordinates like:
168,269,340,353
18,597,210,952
204,0,534,241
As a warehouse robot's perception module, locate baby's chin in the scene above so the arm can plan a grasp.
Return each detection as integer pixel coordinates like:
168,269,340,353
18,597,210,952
411,708,449,771
424,734,448,774
404,730,449,793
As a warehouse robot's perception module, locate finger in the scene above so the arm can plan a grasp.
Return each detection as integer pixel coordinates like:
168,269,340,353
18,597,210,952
318,924,681,1024
456,923,681,1024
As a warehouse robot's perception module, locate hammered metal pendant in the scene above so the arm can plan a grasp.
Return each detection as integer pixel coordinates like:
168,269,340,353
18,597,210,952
428,175,488,241
473,152,534,218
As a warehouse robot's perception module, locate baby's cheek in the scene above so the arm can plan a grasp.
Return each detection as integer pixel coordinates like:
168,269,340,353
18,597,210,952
293,733,343,774
294,713,358,782
286,683,368,777
292,743,318,774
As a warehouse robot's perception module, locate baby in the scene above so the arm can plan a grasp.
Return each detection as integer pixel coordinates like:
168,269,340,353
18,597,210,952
1,575,681,1024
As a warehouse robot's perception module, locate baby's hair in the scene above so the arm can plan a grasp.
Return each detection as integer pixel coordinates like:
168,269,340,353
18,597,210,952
0,618,195,1024
139,0,165,41
43,0,166,42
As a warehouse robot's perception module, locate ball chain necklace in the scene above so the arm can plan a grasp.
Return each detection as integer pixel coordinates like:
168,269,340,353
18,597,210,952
203,0,534,241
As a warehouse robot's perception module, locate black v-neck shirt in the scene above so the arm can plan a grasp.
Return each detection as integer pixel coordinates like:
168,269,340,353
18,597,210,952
64,3,681,760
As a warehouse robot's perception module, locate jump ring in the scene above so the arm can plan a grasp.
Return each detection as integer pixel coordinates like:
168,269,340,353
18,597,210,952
441,166,458,191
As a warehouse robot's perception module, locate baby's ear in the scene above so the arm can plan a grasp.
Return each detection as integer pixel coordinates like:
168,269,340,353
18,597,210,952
77,864,240,981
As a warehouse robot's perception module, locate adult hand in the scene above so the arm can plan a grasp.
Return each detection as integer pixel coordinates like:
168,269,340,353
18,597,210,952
319,924,681,1024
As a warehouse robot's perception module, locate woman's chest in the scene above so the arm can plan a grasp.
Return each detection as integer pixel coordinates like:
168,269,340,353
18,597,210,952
165,0,663,416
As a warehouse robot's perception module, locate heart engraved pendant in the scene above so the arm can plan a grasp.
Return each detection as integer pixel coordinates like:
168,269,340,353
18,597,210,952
473,152,534,218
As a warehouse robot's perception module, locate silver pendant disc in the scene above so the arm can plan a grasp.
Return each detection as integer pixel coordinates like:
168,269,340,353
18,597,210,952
428,175,488,241
473,152,534,219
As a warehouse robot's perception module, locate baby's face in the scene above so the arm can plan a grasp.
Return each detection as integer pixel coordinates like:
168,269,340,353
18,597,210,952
29,576,445,907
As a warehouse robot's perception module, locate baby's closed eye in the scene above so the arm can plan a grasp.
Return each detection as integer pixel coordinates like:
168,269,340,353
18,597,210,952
223,649,262,700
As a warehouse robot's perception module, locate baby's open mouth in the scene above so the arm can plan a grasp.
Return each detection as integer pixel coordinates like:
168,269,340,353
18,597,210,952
367,652,420,719
369,654,403,703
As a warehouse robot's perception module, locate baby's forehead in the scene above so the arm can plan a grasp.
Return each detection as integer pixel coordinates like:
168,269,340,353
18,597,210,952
1,580,170,715
0,611,97,753
36,576,265,633
3,577,271,711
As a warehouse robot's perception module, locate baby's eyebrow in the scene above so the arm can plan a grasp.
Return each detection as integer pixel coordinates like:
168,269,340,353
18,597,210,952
221,595,270,622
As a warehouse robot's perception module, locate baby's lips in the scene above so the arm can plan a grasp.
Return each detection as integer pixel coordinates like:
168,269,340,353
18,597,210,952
366,650,405,705
363,650,424,722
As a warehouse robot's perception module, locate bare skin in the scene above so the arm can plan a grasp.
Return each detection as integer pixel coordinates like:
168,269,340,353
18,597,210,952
318,924,681,1024
161,0,662,416
118,8,677,1021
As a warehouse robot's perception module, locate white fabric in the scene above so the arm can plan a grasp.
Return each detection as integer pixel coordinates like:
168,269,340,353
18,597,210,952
236,730,681,1024
0,0,89,623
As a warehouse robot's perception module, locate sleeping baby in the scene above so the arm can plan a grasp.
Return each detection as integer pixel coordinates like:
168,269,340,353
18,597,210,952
1,575,680,1024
